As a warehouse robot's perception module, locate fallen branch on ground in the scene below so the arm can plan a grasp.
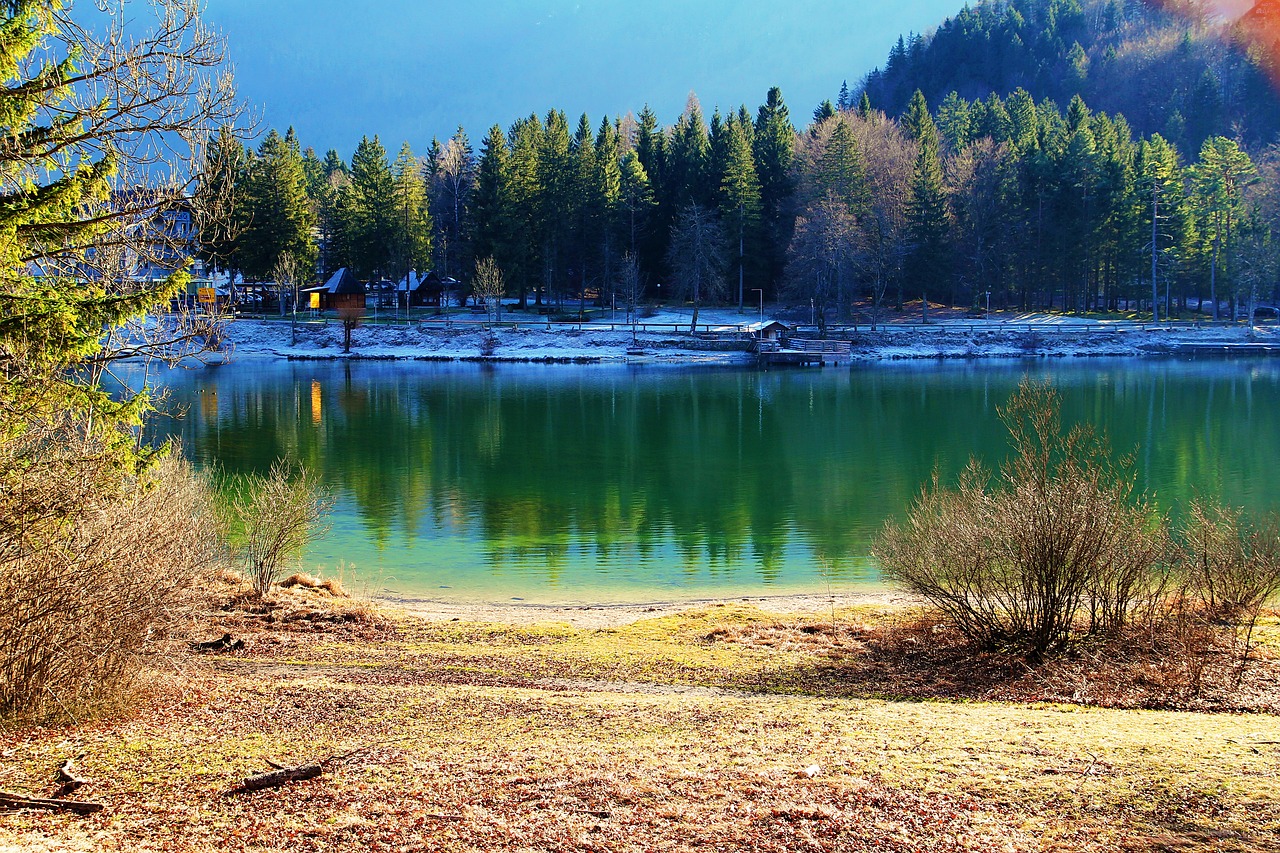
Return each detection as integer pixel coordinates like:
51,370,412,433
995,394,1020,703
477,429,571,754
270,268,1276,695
229,747,368,794
0,791,103,815
53,756,89,799
190,633,244,652
231,761,324,793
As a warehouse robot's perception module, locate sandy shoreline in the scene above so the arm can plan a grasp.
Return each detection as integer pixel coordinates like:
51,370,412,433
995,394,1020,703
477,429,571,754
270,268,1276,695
383,589,923,628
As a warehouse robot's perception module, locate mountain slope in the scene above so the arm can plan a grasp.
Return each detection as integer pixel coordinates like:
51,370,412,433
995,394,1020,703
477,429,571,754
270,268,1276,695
859,0,1280,151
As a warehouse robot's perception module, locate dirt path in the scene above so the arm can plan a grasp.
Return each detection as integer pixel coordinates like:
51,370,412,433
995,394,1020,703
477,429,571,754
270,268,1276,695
382,590,921,629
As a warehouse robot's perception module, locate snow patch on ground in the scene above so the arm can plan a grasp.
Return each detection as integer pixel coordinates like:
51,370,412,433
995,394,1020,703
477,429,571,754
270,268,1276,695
214,313,1279,365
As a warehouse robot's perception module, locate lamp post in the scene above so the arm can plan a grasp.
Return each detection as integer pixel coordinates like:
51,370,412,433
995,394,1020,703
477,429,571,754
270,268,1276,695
985,290,991,322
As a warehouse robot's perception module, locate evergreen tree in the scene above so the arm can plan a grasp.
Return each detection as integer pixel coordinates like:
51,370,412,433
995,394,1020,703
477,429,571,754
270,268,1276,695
472,124,515,286
618,150,655,258
595,116,624,306
240,128,317,281
322,149,347,178
197,124,248,282
507,114,545,307
342,135,397,279
538,110,573,303
901,90,933,143
390,142,433,288
935,92,972,151
667,93,711,209
718,119,763,312
1191,136,1257,318
904,102,951,305
635,105,669,285
568,112,601,305
813,100,837,125
753,87,797,295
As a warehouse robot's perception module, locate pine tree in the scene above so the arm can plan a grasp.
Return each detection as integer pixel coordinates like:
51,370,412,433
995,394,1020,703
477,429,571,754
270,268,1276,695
904,102,951,306
753,87,797,295
1191,136,1257,319
197,124,248,282
507,114,545,307
667,93,711,209
901,90,932,143
391,142,433,288
240,128,317,282
595,116,624,307
718,119,762,312
538,110,573,304
472,124,515,285
568,113,600,306
935,92,971,151
343,135,397,280
634,105,668,284
618,150,655,258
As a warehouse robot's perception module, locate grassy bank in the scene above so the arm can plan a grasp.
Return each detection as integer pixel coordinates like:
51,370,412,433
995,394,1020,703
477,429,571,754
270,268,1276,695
1,595,1278,852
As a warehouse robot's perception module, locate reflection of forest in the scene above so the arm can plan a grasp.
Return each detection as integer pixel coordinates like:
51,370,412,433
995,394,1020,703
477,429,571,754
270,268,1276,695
159,360,1280,583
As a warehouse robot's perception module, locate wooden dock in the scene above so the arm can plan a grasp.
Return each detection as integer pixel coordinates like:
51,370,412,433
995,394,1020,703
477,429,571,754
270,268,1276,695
755,337,852,366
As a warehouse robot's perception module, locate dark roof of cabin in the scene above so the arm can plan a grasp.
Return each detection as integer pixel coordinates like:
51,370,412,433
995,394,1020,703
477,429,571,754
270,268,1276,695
324,267,364,295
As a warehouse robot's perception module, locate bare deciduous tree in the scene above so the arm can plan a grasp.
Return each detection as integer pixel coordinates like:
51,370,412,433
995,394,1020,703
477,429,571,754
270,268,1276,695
472,256,506,325
666,203,726,333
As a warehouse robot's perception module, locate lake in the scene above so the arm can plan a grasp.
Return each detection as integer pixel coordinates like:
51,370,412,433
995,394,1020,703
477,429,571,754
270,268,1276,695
141,357,1280,603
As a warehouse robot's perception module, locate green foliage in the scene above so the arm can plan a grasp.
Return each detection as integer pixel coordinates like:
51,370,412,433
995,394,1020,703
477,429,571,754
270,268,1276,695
861,0,1280,152
239,129,317,281
0,0,237,720
391,142,433,278
904,97,950,302
339,135,397,279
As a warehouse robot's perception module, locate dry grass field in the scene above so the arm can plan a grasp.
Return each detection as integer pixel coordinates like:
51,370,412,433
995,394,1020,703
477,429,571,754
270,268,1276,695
2,594,1278,852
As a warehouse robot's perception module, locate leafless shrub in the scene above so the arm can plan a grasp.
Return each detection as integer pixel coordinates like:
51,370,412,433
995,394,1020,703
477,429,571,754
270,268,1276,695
1178,500,1280,671
337,302,364,353
219,461,334,599
0,440,219,722
473,257,506,325
875,380,1171,662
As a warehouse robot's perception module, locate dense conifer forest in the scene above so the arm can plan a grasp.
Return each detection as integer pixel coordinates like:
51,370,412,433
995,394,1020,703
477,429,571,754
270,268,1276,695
203,0,1280,325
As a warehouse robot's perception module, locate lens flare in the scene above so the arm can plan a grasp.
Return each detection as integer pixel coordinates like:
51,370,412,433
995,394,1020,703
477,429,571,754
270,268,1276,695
1236,1,1280,87
1156,1,1280,87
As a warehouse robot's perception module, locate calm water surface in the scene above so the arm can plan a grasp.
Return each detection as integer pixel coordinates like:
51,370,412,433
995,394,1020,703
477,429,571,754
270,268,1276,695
141,358,1280,602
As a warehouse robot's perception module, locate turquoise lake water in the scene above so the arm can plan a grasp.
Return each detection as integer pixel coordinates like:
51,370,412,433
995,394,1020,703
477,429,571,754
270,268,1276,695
138,358,1280,603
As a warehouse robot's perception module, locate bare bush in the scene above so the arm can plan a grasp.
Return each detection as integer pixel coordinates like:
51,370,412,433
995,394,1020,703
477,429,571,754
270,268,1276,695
220,461,334,598
473,257,506,325
0,441,219,722
337,302,363,353
875,380,1171,662
1179,500,1280,667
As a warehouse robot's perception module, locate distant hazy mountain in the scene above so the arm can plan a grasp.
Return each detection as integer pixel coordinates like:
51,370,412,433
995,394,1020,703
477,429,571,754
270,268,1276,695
859,0,1280,151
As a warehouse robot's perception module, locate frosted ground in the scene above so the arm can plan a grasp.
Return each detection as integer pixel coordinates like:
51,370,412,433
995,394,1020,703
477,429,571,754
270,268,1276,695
215,305,1278,363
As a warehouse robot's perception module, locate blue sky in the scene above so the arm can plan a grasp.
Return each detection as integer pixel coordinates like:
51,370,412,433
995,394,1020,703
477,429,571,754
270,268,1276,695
200,0,963,158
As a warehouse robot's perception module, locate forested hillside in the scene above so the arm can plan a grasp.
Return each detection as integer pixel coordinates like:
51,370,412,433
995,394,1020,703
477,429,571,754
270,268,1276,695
859,0,1280,153
202,0,1280,328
